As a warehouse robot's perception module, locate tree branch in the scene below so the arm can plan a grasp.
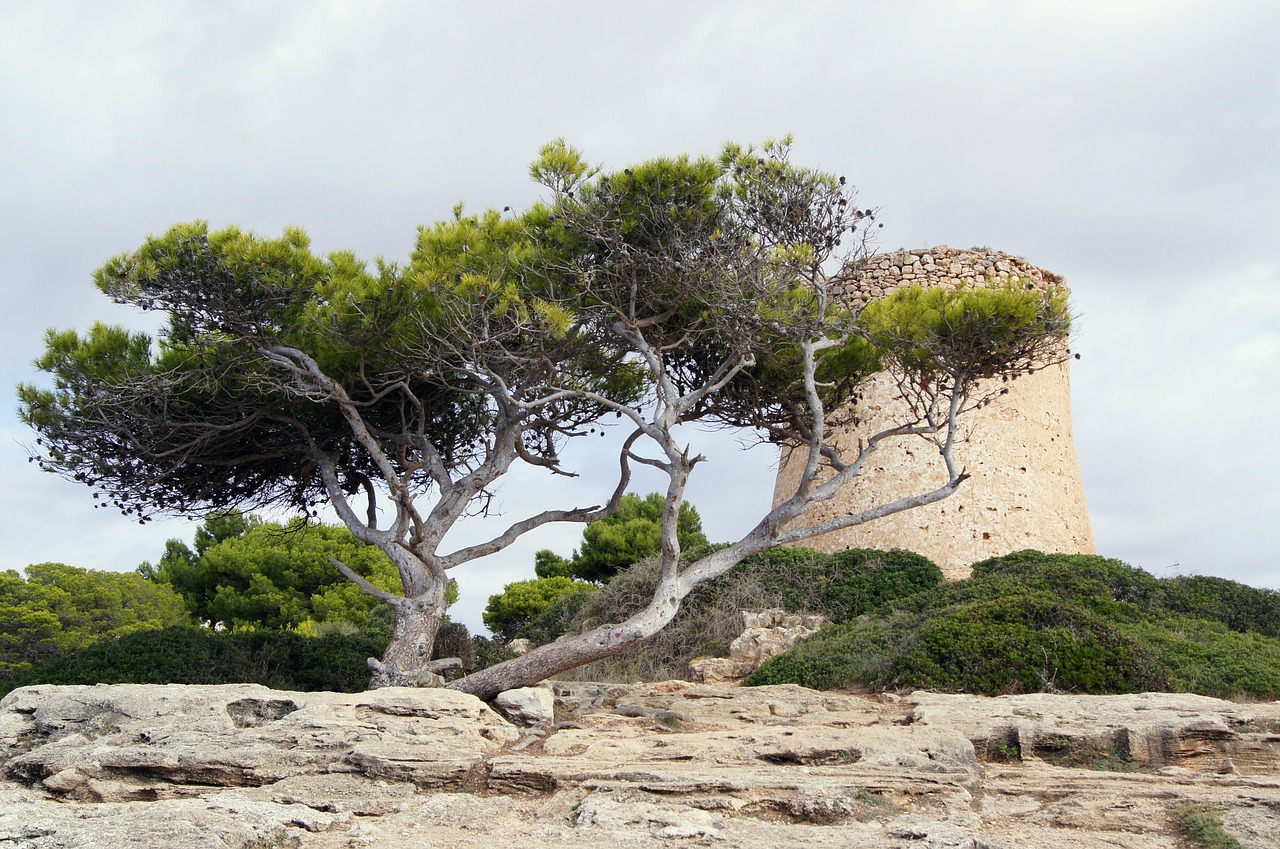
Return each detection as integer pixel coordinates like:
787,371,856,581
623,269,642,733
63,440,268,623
329,557,404,607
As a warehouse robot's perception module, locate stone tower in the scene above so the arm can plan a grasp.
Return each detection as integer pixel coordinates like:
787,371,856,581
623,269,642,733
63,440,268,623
771,246,1095,580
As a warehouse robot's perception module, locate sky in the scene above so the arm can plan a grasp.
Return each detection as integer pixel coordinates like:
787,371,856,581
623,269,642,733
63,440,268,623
2,0,1277,634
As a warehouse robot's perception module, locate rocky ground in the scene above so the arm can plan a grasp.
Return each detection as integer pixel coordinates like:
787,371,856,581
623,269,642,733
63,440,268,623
2,681,1278,848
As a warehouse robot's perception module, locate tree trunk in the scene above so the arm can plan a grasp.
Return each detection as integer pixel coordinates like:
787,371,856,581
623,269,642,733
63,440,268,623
369,594,445,688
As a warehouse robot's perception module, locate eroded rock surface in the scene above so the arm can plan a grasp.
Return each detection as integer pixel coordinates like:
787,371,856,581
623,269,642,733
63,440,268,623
2,682,1278,848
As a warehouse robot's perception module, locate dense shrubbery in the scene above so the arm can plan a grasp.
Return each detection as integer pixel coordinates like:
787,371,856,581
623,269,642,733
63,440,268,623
482,576,598,642
748,550,1280,699
536,546,943,683
0,626,391,697
483,492,710,640
11,544,1276,700
1,514,425,694
1160,574,1280,639
142,514,405,632
0,613,511,696
1,563,187,676
543,492,710,584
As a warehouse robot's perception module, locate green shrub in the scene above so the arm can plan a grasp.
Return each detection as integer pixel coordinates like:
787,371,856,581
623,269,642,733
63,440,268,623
1119,618,1280,699
819,549,944,620
1,563,187,676
748,597,1168,694
895,597,1168,694
1171,803,1245,849
0,625,389,697
1161,575,1280,638
432,621,478,673
470,634,518,670
550,547,942,683
558,557,770,682
745,611,920,691
749,551,1280,698
971,550,1165,608
519,585,599,645
483,577,598,642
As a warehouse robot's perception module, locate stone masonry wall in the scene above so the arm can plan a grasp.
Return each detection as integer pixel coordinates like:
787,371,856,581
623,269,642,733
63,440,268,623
772,246,1095,579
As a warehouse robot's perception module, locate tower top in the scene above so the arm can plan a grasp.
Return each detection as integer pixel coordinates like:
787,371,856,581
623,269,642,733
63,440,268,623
835,246,1066,310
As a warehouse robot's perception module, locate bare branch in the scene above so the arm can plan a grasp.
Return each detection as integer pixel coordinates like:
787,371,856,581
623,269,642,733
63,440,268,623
329,557,405,607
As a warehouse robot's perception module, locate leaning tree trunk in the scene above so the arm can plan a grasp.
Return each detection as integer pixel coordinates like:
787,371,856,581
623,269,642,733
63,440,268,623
446,546,748,700
444,474,968,700
448,613,677,701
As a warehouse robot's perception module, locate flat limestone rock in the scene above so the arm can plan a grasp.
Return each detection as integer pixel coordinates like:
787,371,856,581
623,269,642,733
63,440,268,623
908,690,1280,773
2,681,1279,848
0,791,346,849
1,683,518,800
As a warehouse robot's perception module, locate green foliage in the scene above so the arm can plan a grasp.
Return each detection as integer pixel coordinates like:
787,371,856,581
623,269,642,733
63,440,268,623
0,625,389,697
970,550,1166,610
860,281,1071,381
892,597,1168,694
471,634,519,670
483,576,598,642
1,563,186,676
1161,574,1280,638
568,493,709,583
147,515,402,631
539,547,941,683
18,212,617,521
1121,618,1280,698
1171,804,1245,849
0,572,62,672
747,550,1280,699
533,549,574,579
19,140,1077,691
763,547,935,621
431,621,478,674
518,585,600,646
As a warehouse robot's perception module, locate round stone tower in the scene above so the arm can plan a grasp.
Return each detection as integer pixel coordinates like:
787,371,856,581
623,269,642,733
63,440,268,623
771,246,1096,579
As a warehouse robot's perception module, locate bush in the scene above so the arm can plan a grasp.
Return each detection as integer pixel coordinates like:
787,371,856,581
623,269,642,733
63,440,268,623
1171,803,1245,849
470,634,518,670
1120,618,1280,699
971,550,1163,602
894,597,1168,694
483,577,598,642
432,621,478,673
818,548,945,620
1160,574,1280,638
748,551,1280,699
0,625,389,698
748,596,1169,694
519,586,599,646
541,546,943,683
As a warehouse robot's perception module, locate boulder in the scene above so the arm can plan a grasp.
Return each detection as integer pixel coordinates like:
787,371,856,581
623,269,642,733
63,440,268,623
690,608,830,682
493,685,555,726
507,638,534,655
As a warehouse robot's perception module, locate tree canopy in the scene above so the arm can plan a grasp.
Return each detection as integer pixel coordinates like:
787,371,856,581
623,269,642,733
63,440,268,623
0,563,186,675
482,576,598,643
20,138,1069,696
534,492,708,583
143,514,406,632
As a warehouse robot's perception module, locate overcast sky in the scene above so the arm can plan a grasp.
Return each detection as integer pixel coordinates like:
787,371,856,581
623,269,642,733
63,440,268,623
2,0,1277,634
